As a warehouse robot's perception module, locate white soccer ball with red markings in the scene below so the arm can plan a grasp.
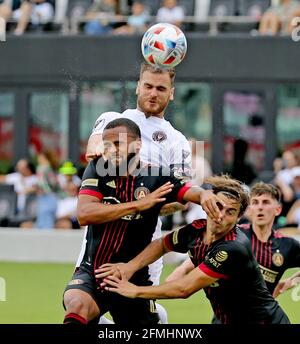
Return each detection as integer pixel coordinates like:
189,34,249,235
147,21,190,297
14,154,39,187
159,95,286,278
141,23,187,69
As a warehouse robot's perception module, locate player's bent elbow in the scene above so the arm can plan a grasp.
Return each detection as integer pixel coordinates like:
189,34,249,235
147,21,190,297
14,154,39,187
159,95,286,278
77,208,90,226
174,284,192,299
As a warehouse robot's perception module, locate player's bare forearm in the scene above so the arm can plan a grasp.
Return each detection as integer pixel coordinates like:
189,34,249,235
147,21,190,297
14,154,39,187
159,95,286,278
182,185,204,204
159,202,186,216
96,239,167,281
105,266,217,300
127,238,169,273
77,195,139,226
166,258,194,282
183,186,224,222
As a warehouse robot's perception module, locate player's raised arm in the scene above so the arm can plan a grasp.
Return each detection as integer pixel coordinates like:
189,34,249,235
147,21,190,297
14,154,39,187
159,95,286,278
181,186,225,223
85,112,121,161
85,134,103,161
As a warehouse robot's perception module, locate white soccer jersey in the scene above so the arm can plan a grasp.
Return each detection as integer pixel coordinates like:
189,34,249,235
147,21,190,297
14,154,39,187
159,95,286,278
77,108,192,285
92,109,192,170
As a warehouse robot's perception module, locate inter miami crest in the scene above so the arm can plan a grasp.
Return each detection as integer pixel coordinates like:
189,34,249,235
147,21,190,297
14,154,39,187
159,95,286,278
152,131,167,143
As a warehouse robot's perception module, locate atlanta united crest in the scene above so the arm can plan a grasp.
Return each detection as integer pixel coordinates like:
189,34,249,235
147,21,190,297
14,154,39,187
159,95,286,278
272,252,284,267
134,187,150,200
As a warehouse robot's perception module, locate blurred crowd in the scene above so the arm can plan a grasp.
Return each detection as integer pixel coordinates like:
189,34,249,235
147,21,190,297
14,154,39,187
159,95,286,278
0,0,299,36
2,140,300,233
0,151,82,230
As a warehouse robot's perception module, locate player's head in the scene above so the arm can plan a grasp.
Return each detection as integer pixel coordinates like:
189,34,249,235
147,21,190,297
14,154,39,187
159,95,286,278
203,175,250,234
102,118,141,168
247,182,282,227
136,62,175,117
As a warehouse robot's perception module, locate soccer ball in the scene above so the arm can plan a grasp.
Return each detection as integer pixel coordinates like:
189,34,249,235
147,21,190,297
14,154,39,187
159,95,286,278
141,23,187,69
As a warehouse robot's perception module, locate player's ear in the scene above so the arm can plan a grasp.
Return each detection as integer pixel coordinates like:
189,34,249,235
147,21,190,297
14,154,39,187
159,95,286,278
275,204,282,217
170,87,175,101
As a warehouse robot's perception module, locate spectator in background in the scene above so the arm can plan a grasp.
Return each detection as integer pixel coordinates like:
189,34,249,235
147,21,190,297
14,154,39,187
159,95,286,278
229,138,257,186
114,1,149,34
58,160,81,192
55,181,80,230
0,0,54,35
84,0,119,35
156,0,185,28
259,0,300,35
0,158,37,213
275,150,299,185
35,150,60,229
0,0,21,27
274,150,299,218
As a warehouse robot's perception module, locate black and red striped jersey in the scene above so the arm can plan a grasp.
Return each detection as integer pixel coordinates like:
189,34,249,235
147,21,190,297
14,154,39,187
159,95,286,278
78,157,191,285
238,223,300,294
164,219,287,324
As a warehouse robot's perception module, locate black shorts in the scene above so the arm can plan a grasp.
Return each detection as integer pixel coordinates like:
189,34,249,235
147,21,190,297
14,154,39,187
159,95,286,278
63,268,159,325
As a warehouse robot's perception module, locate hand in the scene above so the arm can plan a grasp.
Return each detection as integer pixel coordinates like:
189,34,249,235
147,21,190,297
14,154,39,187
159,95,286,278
272,277,299,298
95,262,133,282
102,269,138,298
136,182,174,212
200,189,225,223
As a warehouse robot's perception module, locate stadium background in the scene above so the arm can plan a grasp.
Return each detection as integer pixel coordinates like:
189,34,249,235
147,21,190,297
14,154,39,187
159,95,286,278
1,0,300,324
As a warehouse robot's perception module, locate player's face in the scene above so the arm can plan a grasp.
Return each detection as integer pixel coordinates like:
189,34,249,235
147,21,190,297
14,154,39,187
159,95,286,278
136,70,174,117
207,192,241,236
102,126,140,167
248,194,281,227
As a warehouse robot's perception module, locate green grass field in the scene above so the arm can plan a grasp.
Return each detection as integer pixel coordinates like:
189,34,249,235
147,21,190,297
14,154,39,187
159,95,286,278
0,262,299,324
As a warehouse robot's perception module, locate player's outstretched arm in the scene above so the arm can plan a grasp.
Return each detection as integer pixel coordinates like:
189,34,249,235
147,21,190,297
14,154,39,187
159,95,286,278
273,270,300,298
159,202,187,216
96,237,168,281
78,182,174,226
182,186,224,222
103,266,217,300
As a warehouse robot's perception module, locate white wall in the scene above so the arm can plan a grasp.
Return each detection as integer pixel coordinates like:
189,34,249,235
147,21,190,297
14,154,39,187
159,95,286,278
0,229,84,263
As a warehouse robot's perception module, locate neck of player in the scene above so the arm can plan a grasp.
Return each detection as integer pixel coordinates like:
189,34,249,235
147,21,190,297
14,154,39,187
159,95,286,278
252,222,274,242
137,105,164,119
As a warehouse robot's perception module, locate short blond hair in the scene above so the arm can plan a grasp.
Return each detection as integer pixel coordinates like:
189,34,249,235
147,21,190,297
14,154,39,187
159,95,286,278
139,62,175,86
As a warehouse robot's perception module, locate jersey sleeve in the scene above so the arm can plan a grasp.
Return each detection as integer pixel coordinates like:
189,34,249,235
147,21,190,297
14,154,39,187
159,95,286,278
169,134,192,179
78,160,103,201
163,221,205,253
159,167,193,204
91,112,121,136
199,242,248,280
